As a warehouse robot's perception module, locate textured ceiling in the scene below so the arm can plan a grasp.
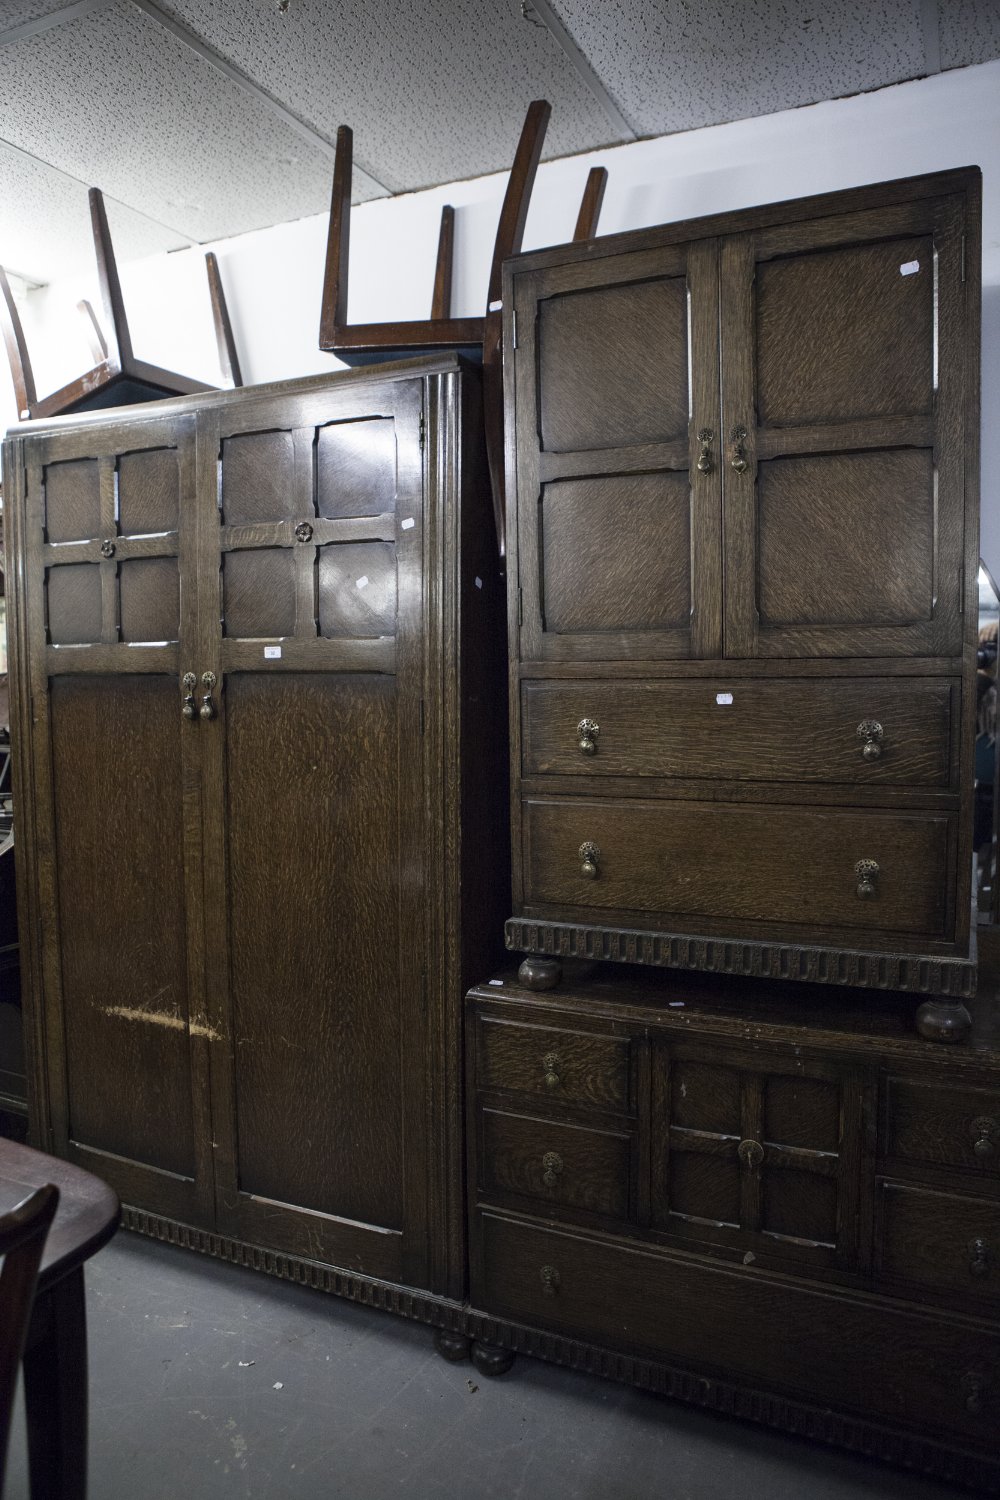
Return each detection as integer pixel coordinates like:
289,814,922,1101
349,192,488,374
0,0,998,287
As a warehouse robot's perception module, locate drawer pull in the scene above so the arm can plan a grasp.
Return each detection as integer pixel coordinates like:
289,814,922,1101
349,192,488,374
971,1116,999,1160
577,718,600,756
730,425,749,473
737,1138,764,1169
539,1264,561,1296
856,719,884,760
542,1053,561,1090
854,859,879,899
181,672,197,719
541,1151,564,1188
579,841,601,879
696,427,714,474
961,1369,986,1416
969,1237,990,1278
200,671,217,721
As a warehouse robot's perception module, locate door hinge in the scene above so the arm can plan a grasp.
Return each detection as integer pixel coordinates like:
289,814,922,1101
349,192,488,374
419,410,426,449
517,586,523,627
419,697,425,735
512,310,518,350
961,233,967,284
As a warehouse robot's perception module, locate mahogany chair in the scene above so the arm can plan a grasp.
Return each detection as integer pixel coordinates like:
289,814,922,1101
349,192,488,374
0,1183,58,1487
319,100,607,552
0,189,241,424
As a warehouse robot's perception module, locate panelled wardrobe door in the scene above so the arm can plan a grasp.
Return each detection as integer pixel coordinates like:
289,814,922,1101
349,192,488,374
197,381,432,1288
5,414,217,1227
721,195,969,660
511,241,722,665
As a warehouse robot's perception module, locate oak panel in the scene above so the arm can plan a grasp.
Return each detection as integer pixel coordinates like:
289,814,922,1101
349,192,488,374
220,430,296,525
46,564,103,646
119,557,180,644
316,417,396,519
223,549,296,639
318,541,397,639
481,1109,631,1218
43,458,101,542
117,447,180,535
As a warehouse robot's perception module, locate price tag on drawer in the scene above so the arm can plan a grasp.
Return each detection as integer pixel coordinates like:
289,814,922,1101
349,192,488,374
716,692,734,706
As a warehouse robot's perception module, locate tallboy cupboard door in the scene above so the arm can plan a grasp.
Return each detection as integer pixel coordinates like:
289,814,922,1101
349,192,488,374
197,382,432,1288
8,415,217,1227
722,195,969,658
511,243,723,663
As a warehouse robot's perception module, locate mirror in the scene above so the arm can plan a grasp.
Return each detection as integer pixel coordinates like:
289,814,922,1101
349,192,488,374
976,559,999,923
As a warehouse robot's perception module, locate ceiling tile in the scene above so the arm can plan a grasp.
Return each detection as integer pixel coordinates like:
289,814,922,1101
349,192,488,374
153,0,627,192
550,0,927,136
0,0,365,242
0,140,190,284
939,0,1000,68
0,0,90,29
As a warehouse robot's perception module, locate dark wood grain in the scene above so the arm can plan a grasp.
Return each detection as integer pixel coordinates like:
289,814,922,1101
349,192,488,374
884,1078,1000,1171
878,1181,1000,1305
481,1108,632,1218
478,1016,631,1111
572,167,608,242
205,251,243,389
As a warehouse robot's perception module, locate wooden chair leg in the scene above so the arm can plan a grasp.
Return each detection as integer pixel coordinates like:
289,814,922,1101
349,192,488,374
76,300,108,364
0,265,38,419
89,188,130,374
205,252,243,388
573,166,608,241
430,205,455,321
319,124,353,347
23,1267,89,1500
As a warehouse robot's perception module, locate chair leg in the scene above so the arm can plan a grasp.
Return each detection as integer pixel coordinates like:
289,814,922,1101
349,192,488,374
430,205,455,321
319,124,354,346
573,166,608,241
23,1267,89,1500
89,188,130,374
0,265,38,419
205,252,243,388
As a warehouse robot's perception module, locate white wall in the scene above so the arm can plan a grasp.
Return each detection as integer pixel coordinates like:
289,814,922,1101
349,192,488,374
4,58,1000,567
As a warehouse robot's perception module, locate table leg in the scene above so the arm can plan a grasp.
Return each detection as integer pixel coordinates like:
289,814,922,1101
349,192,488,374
23,1267,88,1500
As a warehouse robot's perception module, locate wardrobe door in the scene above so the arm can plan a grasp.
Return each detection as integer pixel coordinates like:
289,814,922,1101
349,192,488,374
510,241,723,664
8,415,217,1227
721,193,971,659
199,379,432,1287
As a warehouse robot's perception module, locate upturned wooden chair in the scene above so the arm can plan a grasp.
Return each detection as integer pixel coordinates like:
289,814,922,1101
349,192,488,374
0,1183,58,1488
0,189,241,423
319,100,607,552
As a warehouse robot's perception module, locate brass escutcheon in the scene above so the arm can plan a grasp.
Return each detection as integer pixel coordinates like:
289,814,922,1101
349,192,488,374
542,1052,561,1090
181,672,197,720
579,841,601,879
294,521,314,543
696,428,714,475
577,718,600,756
857,719,884,761
541,1151,564,1188
737,1138,764,1169
539,1264,561,1296
855,858,879,899
730,425,749,474
971,1116,999,1160
969,1237,990,1278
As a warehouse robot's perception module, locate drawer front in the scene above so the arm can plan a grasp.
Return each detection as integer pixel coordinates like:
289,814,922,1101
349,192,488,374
884,1079,1000,1172
522,677,956,787
478,1016,631,1112
878,1182,1000,1305
477,1212,1000,1445
481,1109,632,1219
523,797,953,940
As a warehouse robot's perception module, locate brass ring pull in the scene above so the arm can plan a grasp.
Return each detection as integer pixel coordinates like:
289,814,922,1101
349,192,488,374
857,720,884,761
579,841,601,879
542,1053,561,1090
539,1264,561,1297
961,1370,986,1416
696,427,714,475
541,1151,564,1188
100,538,116,558
969,1237,990,1278
730,425,749,474
181,672,197,720
200,671,217,721
737,1138,764,1169
971,1117,999,1160
855,859,879,900
294,521,314,543
577,718,599,756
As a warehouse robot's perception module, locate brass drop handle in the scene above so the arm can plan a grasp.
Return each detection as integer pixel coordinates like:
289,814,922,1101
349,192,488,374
971,1117,999,1160
857,720,884,761
855,859,879,900
969,1237,990,1278
737,1138,764,1169
181,672,197,720
577,718,600,756
696,427,714,474
730,425,749,474
961,1369,986,1416
542,1151,564,1188
200,671,217,721
539,1264,561,1297
542,1052,561,1090
579,841,601,879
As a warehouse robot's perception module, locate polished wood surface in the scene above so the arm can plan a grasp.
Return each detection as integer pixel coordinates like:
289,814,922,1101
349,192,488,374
0,1181,58,1492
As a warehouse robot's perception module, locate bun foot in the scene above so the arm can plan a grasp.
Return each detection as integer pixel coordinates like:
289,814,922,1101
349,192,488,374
915,997,972,1043
470,1340,515,1377
433,1329,471,1363
518,955,562,992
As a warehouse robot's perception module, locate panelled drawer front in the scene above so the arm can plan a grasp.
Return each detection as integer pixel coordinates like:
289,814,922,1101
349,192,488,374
478,1016,631,1112
522,677,956,787
523,797,953,939
884,1079,1000,1172
482,1109,632,1219
878,1182,1000,1305
477,1212,1000,1445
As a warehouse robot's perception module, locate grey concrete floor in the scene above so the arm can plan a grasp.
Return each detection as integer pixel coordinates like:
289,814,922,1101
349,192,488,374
3,1231,971,1499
